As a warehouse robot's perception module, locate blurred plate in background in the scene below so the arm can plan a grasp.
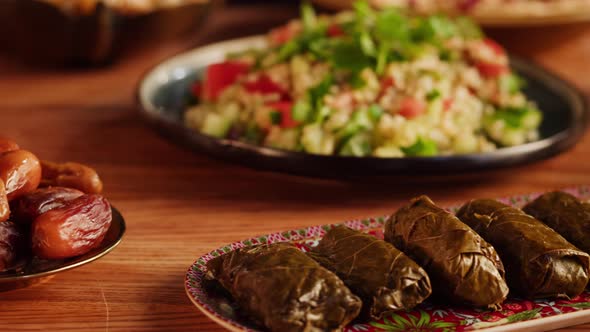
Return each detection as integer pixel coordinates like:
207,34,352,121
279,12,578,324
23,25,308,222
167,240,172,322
0,0,214,65
312,0,590,27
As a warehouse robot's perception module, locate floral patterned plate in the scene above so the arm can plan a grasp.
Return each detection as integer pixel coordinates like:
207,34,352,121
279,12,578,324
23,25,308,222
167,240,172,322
186,186,590,332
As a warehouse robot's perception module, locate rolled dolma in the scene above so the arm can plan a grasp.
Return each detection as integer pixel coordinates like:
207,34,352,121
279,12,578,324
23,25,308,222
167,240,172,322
457,199,590,299
523,191,590,254
384,196,508,308
309,226,432,319
206,242,362,332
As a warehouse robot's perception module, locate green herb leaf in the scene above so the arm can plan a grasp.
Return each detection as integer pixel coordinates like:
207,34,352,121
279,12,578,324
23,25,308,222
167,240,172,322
353,0,374,23
309,74,334,109
455,16,483,39
426,89,441,101
402,137,438,156
269,111,282,125
368,104,384,121
301,2,317,32
244,124,262,144
277,40,301,62
375,9,409,43
493,106,541,129
330,41,373,71
359,32,377,57
376,44,389,74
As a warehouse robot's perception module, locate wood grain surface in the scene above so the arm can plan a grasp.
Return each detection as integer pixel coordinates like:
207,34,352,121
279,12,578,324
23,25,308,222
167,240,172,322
1,3,590,332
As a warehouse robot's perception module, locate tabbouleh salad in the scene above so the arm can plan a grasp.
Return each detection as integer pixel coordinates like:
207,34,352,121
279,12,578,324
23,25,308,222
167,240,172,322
184,1,542,157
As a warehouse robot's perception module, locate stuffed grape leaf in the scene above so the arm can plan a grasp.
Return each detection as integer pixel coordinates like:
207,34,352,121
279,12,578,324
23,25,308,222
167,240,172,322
206,242,362,332
309,225,432,319
457,198,590,299
384,195,509,309
523,191,590,255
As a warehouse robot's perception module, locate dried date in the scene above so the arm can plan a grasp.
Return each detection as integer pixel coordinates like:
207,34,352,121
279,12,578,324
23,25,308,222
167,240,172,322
0,137,19,154
0,222,25,271
32,194,112,259
11,187,84,224
0,182,9,222
0,150,42,201
41,161,103,194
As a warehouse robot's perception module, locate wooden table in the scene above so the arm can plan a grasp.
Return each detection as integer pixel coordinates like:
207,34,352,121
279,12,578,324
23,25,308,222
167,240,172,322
1,3,589,331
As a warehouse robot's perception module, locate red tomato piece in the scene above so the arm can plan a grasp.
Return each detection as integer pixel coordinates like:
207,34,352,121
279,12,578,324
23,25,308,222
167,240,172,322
482,38,505,56
269,24,296,45
190,81,202,99
244,75,290,101
443,98,453,112
203,61,250,101
458,0,480,12
378,77,396,99
327,24,345,37
268,101,298,128
398,98,425,119
476,61,508,78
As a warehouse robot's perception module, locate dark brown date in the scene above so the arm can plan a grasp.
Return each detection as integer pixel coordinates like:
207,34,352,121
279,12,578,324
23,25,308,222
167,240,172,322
0,222,25,271
32,194,112,259
0,181,9,222
11,187,84,224
41,161,103,194
0,149,42,201
0,137,19,154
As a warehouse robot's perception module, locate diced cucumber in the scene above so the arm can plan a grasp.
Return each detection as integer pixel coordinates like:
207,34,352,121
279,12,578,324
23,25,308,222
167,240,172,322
201,112,232,138
301,123,335,155
483,105,542,146
266,128,300,150
292,99,312,122
351,108,374,130
339,132,372,157
452,132,478,154
219,102,240,122
425,97,443,126
373,145,404,157
337,108,374,141
521,108,542,130
500,128,527,146
486,106,541,129
499,73,525,95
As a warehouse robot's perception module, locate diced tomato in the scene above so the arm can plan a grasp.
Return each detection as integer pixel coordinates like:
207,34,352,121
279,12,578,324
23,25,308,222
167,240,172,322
482,38,505,56
378,77,396,99
190,81,202,99
269,24,296,46
398,98,425,119
443,98,453,112
203,61,250,101
458,0,480,12
476,61,508,78
382,77,395,90
244,75,290,101
268,101,298,128
327,24,345,37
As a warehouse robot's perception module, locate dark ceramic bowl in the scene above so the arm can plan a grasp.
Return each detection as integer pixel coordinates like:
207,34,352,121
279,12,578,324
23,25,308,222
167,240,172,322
138,36,589,176
0,0,213,65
